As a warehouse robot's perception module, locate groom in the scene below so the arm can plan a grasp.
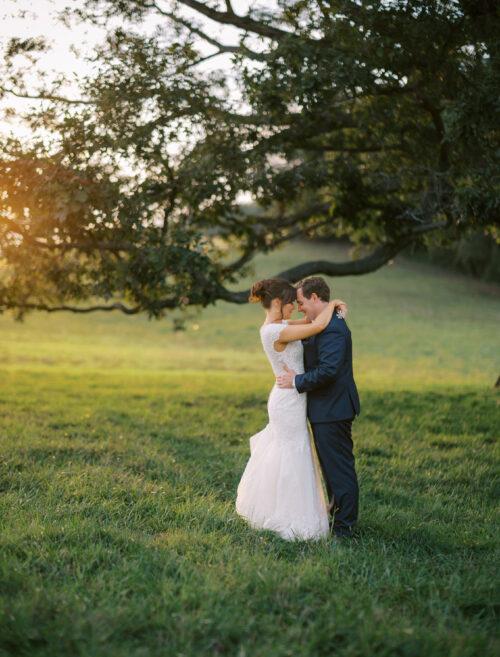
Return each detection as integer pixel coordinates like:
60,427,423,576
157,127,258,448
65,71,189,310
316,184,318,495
276,276,361,540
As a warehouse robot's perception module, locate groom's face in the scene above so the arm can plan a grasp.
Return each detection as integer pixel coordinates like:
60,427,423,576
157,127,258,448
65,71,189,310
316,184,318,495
296,288,318,320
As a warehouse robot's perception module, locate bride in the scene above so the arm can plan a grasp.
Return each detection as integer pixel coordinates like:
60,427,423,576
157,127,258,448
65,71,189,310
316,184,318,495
236,278,347,541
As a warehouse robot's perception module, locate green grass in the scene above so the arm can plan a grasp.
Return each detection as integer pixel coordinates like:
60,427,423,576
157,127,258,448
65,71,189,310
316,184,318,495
1,241,499,657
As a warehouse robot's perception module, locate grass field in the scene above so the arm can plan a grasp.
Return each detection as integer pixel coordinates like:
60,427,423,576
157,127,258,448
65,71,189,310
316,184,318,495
1,241,499,657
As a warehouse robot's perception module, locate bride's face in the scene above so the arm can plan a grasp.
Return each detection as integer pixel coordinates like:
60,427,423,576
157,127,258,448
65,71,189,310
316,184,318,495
281,302,295,319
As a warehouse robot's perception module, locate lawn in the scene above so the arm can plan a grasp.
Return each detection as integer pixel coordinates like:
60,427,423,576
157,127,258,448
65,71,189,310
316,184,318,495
1,241,499,657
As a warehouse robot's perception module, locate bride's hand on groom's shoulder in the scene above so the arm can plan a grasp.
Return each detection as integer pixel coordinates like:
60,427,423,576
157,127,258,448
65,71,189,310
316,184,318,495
332,299,347,318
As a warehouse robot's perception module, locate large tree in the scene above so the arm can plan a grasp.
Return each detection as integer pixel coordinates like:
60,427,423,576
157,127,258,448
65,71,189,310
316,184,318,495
0,0,498,317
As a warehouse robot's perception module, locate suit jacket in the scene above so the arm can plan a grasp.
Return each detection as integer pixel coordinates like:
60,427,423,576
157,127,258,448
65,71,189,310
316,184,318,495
294,313,360,423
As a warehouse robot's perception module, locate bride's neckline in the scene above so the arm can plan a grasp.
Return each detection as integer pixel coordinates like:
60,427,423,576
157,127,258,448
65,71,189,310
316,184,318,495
261,319,287,327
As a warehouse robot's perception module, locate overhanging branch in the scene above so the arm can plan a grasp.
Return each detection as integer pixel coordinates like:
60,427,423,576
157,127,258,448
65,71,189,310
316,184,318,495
0,85,92,105
218,221,447,304
176,0,294,41
222,209,334,276
2,294,180,316
2,222,447,315
0,216,136,253
149,1,267,62
3,301,141,315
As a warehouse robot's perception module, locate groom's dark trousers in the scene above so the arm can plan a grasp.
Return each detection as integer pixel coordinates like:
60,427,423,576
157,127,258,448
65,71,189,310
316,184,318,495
294,313,361,538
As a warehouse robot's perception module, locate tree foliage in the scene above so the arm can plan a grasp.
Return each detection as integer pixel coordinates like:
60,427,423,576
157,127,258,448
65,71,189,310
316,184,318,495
0,0,498,317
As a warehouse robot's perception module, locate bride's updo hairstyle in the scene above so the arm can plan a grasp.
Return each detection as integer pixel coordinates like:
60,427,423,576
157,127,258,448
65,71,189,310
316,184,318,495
249,278,296,308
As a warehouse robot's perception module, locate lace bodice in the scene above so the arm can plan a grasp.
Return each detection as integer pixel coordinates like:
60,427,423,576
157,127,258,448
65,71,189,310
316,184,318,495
259,321,305,377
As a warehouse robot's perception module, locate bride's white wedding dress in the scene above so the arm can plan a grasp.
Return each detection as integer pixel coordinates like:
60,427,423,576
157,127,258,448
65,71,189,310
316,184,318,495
236,320,330,540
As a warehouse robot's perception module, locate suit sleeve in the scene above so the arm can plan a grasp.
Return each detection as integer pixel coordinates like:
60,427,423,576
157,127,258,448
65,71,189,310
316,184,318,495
294,326,346,394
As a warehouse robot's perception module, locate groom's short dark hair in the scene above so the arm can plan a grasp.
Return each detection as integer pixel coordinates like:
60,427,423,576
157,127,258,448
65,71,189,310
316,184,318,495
296,276,330,302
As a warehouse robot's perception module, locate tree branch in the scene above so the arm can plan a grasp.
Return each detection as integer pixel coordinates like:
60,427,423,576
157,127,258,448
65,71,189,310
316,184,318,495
0,86,92,105
219,221,447,303
1,210,447,314
0,215,136,252
301,144,403,154
3,301,142,315
222,209,333,275
2,294,183,316
176,0,293,41
149,2,266,61
0,83,273,125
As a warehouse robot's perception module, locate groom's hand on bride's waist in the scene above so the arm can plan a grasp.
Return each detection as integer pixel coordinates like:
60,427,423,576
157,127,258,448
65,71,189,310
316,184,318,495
276,365,297,389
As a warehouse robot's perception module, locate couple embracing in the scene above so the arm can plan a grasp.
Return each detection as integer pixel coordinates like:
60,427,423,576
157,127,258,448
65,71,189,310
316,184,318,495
236,276,360,542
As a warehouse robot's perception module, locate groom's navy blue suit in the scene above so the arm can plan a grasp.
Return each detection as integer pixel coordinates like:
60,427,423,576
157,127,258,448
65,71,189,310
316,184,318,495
294,313,360,537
